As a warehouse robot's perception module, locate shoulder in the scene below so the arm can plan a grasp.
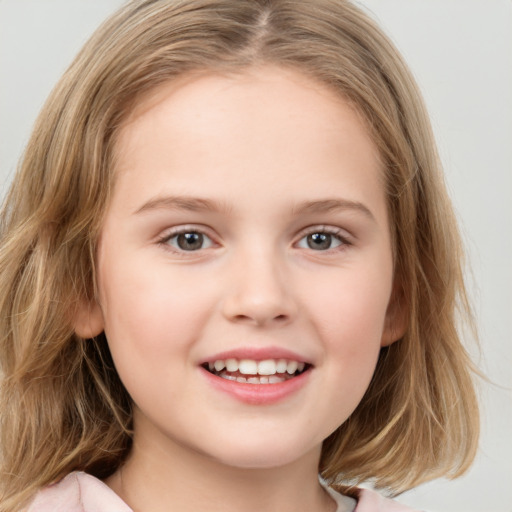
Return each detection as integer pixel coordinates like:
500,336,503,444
355,488,421,512
26,472,132,512
323,482,420,512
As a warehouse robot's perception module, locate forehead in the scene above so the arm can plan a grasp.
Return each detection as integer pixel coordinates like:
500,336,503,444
111,65,387,226
118,65,380,166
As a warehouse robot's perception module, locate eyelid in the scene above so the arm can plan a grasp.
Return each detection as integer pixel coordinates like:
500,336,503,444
157,224,219,253
294,225,353,249
155,223,353,255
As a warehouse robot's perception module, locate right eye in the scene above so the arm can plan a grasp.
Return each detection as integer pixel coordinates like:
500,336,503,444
162,230,214,252
297,232,343,251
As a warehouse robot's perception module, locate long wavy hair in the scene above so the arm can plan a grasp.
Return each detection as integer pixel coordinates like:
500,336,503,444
0,0,479,509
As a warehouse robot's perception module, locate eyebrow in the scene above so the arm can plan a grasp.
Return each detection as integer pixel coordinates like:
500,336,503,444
134,195,231,215
134,195,375,221
292,198,375,221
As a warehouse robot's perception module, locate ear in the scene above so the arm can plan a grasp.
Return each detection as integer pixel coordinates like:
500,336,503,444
381,280,408,347
73,299,105,339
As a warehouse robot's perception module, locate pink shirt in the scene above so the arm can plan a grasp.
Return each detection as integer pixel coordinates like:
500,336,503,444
27,472,419,512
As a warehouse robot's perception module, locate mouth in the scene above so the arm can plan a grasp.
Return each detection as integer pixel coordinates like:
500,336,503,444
201,358,312,384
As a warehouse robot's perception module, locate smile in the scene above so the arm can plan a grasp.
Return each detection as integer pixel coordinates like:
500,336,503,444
203,358,310,385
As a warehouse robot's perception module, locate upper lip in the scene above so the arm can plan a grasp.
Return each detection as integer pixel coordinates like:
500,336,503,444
199,346,313,365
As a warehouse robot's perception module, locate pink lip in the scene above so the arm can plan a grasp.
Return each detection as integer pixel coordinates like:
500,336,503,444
199,346,314,405
200,346,311,364
200,365,311,405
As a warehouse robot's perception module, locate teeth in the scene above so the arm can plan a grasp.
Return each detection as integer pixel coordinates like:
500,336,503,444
206,357,308,378
286,360,298,374
276,359,287,373
257,359,277,375
220,373,286,384
239,359,258,374
226,358,238,372
214,360,225,372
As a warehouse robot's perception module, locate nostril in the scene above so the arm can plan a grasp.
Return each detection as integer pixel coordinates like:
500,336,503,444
231,313,288,325
222,291,296,326
233,314,251,322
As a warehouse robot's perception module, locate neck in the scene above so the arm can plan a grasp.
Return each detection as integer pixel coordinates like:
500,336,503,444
105,428,336,512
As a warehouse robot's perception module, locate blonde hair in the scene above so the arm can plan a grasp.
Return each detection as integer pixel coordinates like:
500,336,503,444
0,0,479,509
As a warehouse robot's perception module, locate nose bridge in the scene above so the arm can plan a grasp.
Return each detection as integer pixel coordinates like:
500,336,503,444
222,241,296,326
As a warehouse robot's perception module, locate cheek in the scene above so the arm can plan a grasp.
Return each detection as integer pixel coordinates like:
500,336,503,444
312,281,389,427
305,263,392,386
311,269,392,341
96,258,219,411
98,256,216,361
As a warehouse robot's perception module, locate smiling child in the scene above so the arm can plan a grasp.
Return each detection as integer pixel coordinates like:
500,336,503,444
0,1,479,511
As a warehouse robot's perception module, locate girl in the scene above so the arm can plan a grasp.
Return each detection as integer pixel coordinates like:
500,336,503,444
0,1,479,511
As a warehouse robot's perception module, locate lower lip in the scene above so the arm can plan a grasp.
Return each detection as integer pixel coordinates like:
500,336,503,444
200,367,311,405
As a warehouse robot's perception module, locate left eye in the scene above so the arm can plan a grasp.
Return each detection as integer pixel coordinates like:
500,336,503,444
296,232,344,251
165,231,214,251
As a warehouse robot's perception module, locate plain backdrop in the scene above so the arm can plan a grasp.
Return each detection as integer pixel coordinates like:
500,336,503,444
1,1,511,511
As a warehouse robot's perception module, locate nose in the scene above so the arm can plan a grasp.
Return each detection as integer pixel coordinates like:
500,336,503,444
221,248,297,327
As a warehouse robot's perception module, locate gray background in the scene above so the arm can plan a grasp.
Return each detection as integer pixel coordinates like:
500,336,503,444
1,1,511,511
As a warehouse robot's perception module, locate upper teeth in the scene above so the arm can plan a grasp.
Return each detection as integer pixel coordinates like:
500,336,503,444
208,359,305,375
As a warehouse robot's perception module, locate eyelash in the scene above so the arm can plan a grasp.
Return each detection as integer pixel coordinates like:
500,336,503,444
157,225,352,254
295,226,351,252
157,226,217,254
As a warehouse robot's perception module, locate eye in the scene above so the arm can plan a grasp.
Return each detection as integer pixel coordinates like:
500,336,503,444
163,230,214,252
296,230,346,251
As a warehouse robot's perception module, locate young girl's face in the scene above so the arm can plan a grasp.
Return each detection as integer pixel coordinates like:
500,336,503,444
81,66,402,470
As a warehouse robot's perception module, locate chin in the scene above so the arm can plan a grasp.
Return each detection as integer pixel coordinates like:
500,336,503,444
215,453,299,470
204,438,319,471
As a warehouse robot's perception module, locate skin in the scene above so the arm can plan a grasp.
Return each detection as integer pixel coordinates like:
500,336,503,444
76,66,405,512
